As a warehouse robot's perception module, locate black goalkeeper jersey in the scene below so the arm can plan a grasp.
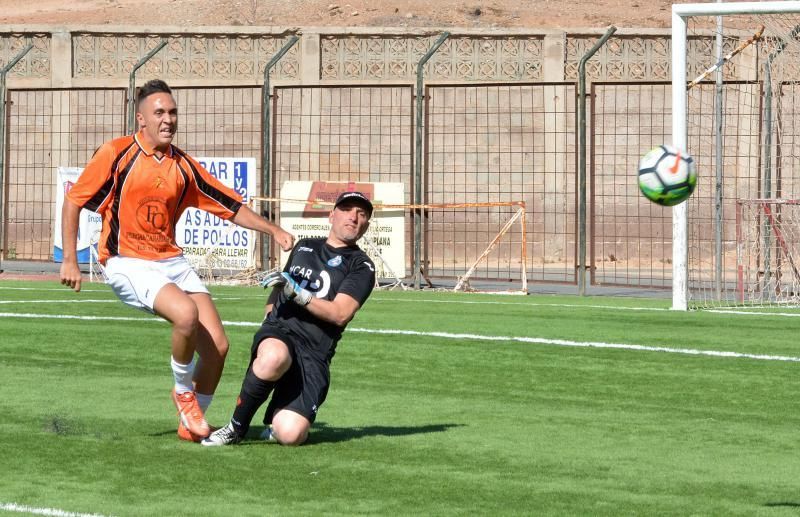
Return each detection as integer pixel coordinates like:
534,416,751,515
265,237,376,362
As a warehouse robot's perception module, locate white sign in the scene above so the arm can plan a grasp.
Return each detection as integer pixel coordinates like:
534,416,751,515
176,157,257,271
53,167,102,263
279,181,406,279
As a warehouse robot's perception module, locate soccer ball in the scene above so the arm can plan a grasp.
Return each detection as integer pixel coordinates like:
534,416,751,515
637,145,697,206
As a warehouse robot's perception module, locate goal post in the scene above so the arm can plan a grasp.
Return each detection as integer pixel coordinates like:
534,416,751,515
672,1,800,310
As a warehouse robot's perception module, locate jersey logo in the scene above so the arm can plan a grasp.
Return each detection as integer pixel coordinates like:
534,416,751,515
327,255,343,267
290,265,331,299
137,196,169,232
298,246,314,252
307,270,331,299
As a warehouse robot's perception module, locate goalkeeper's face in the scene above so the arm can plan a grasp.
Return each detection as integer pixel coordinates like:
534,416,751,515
329,203,370,245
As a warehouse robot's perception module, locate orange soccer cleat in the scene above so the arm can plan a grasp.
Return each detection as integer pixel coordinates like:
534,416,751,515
177,421,216,442
171,389,209,437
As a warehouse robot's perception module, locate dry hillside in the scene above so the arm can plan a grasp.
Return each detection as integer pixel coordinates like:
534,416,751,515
0,0,698,29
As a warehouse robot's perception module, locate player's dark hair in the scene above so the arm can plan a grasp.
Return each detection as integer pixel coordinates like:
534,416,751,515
136,79,172,110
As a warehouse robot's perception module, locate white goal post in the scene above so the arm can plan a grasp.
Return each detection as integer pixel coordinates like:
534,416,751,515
672,1,800,310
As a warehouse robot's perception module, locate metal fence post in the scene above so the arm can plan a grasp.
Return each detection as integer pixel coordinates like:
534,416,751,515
414,31,449,289
577,27,616,295
126,40,168,134
761,26,800,291
0,38,33,271
261,34,299,270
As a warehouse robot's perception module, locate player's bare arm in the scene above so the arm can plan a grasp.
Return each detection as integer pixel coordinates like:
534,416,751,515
231,204,294,251
59,198,83,292
303,292,362,327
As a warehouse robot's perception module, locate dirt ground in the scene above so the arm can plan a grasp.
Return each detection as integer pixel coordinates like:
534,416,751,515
0,0,706,29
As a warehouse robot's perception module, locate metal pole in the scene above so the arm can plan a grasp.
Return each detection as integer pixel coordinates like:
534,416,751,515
577,27,616,296
261,34,299,269
714,6,724,299
126,39,168,134
760,25,800,293
763,58,774,293
0,37,33,271
414,31,449,289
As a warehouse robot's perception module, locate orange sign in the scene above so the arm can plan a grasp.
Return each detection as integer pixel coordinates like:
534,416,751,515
303,181,375,218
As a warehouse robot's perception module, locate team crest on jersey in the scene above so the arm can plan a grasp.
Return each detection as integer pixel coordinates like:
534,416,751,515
137,196,169,232
327,255,343,267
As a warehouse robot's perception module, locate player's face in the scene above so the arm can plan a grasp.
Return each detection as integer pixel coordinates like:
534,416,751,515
136,92,178,152
328,203,370,246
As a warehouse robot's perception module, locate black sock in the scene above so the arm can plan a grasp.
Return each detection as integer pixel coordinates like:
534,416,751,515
230,366,275,436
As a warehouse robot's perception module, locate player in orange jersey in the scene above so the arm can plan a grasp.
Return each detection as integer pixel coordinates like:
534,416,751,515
59,79,295,442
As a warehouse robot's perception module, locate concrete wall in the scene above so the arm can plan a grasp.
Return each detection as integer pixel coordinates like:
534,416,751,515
0,25,708,88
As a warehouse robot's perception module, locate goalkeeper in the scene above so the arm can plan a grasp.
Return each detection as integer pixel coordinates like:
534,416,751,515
203,191,376,446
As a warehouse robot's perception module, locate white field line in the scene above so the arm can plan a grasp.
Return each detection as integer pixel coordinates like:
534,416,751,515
707,309,800,317
371,297,671,311
373,296,800,317
7,289,800,316
0,295,671,312
0,313,161,322
0,292,260,301
0,502,111,517
0,287,108,292
1,311,798,363
0,286,261,297
346,327,800,362
0,299,115,304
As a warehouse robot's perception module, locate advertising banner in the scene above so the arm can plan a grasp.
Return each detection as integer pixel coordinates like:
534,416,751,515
53,167,102,263
176,157,257,270
279,181,406,279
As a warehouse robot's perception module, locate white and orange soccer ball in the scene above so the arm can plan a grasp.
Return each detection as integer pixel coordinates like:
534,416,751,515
637,145,697,206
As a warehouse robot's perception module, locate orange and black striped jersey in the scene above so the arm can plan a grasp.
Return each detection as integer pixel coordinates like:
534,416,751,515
67,130,243,264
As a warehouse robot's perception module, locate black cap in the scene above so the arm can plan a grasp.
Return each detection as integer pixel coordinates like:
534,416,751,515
334,191,373,218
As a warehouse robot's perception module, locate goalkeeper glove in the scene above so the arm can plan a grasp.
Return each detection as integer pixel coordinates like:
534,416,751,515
281,272,312,306
259,270,286,289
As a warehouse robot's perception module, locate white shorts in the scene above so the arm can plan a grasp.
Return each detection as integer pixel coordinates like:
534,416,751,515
104,255,208,313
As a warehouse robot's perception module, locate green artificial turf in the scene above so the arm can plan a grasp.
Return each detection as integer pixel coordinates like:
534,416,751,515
1,280,799,516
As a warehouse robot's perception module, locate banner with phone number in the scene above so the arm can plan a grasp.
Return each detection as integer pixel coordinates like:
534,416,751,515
176,157,256,270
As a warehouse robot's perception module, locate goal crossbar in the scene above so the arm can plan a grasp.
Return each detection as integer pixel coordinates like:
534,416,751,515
674,2,800,18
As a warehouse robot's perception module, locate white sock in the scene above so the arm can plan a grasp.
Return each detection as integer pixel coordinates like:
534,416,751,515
171,356,195,394
195,392,213,414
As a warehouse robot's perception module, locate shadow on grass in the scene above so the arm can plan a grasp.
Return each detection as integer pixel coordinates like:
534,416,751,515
151,421,464,445
764,502,800,508
300,421,465,445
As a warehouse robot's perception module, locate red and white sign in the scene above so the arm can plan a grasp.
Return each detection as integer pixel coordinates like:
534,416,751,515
279,181,406,279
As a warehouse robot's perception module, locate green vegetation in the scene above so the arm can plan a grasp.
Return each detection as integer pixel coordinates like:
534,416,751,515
1,280,799,516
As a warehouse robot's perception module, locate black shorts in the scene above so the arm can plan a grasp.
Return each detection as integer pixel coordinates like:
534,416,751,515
252,321,330,425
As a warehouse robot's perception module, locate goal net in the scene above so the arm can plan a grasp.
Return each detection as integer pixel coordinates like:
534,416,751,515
736,198,800,306
673,2,800,309
197,197,528,294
